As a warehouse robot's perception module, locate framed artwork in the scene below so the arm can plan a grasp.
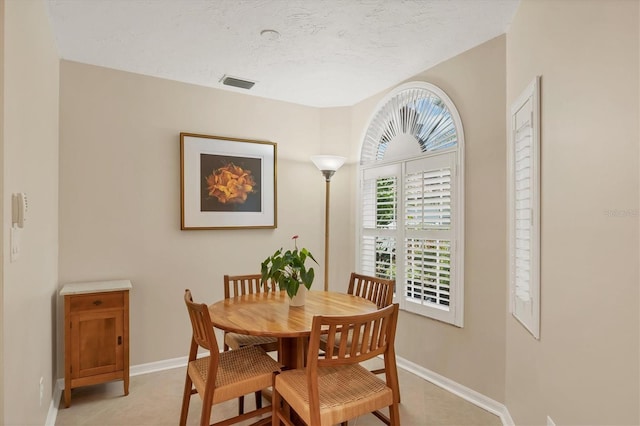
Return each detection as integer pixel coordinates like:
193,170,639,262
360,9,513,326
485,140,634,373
180,133,277,230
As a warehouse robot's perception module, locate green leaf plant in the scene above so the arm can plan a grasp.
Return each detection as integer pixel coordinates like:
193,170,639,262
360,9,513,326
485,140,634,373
261,235,318,299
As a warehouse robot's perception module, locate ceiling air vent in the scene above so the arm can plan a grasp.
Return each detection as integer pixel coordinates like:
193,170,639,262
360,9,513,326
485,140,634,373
220,75,255,90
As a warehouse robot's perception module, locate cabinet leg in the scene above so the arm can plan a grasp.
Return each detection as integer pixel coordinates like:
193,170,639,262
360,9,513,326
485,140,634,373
64,386,71,408
124,377,129,396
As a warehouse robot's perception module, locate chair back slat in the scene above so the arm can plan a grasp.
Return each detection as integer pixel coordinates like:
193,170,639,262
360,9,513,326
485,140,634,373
224,274,276,299
348,272,394,309
308,304,399,369
325,324,337,353
351,323,363,358
375,317,385,349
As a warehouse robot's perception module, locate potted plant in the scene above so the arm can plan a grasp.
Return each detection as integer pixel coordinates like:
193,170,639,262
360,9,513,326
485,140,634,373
261,235,318,306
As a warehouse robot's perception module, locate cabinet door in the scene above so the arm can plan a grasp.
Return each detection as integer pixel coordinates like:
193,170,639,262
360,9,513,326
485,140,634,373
70,309,124,379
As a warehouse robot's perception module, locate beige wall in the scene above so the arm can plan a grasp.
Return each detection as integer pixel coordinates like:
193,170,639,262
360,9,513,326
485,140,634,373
57,61,353,369
506,1,639,424
3,0,60,424
351,36,508,402
57,36,509,407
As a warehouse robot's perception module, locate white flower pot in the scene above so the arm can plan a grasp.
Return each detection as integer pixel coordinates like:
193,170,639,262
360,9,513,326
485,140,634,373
289,285,307,307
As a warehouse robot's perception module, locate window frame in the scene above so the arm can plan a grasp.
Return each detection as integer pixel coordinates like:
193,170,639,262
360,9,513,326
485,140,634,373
357,81,465,327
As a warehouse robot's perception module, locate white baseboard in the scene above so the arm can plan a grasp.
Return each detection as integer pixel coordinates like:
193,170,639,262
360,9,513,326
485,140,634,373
45,381,62,426
395,355,514,426
130,355,189,376
46,353,513,426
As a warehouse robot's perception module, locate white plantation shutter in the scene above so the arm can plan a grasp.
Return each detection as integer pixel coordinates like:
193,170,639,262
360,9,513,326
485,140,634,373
405,238,451,307
509,77,540,339
358,81,464,327
405,168,451,231
402,153,457,320
514,122,532,302
361,236,396,280
375,178,397,229
361,165,400,281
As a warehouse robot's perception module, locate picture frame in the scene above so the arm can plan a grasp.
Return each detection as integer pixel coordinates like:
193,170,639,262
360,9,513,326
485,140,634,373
180,133,277,230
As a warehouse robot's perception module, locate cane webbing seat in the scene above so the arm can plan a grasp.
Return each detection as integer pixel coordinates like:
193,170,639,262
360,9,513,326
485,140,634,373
272,304,401,426
274,365,392,425
188,346,279,405
180,289,280,426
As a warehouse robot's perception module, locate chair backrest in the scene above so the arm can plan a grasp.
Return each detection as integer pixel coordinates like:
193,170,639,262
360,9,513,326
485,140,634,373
347,272,395,309
224,274,276,299
307,303,399,369
184,289,219,354
305,304,400,424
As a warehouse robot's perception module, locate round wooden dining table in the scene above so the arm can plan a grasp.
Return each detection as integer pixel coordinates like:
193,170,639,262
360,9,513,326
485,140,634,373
208,290,378,369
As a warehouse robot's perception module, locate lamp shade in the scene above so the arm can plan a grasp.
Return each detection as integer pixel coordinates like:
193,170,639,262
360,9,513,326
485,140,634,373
311,155,346,172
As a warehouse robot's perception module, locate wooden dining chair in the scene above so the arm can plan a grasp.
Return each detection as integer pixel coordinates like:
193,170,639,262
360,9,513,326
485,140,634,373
272,303,401,426
223,274,279,355
321,273,395,373
223,274,281,415
180,289,281,426
347,272,395,309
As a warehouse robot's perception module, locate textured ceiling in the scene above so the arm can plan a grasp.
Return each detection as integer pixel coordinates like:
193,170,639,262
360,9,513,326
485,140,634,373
46,0,520,107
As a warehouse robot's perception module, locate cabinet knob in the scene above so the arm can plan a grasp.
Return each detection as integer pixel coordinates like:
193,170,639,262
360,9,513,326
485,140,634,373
118,336,122,345
93,300,103,306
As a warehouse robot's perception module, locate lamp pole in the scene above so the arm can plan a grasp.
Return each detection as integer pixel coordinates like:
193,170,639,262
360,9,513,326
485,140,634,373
311,155,345,292
321,171,334,291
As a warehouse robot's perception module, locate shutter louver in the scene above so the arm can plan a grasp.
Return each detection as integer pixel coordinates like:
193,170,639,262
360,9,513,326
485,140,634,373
361,87,458,165
514,117,532,302
361,236,376,275
376,177,397,229
361,170,398,282
363,175,397,230
405,239,451,309
362,179,376,229
405,169,451,230
361,236,396,281
403,157,454,313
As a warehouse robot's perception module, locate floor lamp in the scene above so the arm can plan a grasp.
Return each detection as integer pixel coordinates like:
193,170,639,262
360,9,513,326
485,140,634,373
311,155,346,291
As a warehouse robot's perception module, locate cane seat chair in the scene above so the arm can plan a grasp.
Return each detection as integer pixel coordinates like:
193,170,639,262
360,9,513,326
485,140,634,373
180,289,281,426
272,304,401,426
223,274,279,354
320,273,395,374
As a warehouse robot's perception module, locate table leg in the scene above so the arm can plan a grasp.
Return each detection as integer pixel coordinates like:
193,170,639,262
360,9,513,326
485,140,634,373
279,336,306,369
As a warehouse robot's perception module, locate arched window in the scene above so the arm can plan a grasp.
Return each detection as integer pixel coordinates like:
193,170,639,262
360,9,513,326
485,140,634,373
358,82,465,326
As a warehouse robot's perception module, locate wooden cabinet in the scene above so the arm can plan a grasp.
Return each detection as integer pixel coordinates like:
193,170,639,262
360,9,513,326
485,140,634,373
60,280,132,408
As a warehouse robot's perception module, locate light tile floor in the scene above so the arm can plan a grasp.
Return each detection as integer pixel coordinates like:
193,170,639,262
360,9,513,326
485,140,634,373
56,359,502,426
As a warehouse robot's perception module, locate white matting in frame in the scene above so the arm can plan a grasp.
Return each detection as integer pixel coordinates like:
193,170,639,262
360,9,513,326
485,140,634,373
180,133,277,230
